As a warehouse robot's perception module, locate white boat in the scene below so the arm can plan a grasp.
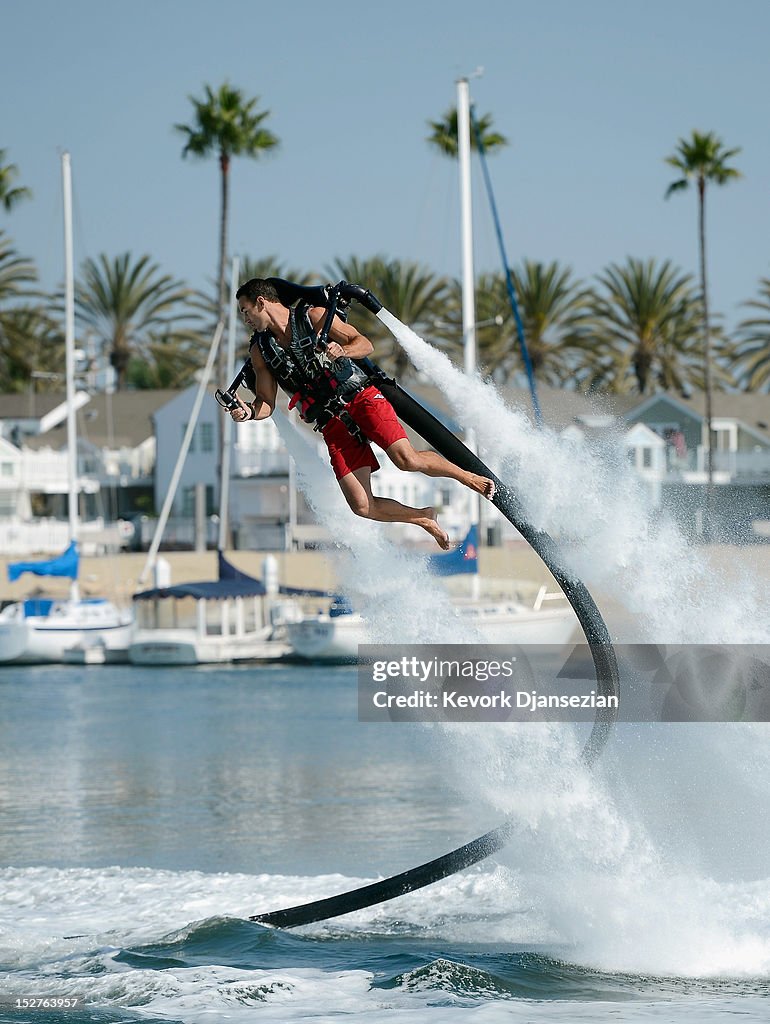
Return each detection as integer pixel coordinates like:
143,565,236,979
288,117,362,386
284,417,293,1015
286,589,576,663
0,154,133,665
286,527,577,662
0,594,132,665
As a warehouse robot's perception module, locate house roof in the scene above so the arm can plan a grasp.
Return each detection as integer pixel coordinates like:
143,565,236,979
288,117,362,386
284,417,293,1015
625,422,666,445
622,390,770,443
0,390,178,450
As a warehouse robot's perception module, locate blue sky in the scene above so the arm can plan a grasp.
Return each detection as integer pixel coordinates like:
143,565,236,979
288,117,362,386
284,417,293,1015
3,0,768,331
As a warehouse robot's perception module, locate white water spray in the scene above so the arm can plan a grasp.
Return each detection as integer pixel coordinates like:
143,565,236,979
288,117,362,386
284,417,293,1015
370,308,770,976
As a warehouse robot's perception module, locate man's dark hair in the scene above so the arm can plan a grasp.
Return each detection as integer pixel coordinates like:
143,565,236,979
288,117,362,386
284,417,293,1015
235,278,283,304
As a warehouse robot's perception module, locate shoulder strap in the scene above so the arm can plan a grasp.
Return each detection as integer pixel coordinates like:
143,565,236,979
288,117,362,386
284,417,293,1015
253,331,285,376
290,301,318,349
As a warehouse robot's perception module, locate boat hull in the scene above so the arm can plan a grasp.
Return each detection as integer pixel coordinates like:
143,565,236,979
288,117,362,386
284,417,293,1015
0,604,133,665
127,627,289,666
287,604,577,663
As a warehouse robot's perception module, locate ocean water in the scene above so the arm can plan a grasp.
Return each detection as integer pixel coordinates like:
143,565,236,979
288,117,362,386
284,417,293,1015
1,663,769,1023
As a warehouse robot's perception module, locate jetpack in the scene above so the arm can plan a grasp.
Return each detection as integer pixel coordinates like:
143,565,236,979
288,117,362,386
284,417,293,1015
216,279,620,928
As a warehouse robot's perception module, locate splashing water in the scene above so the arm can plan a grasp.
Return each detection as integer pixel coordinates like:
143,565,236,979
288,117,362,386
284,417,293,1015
358,309,770,977
376,308,770,646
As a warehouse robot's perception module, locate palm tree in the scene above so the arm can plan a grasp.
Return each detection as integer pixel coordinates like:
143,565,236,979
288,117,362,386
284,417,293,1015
0,232,36,301
0,307,64,393
74,252,195,389
585,258,703,394
733,278,770,391
326,255,450,378
0,150,32,212
0,232,40,390
435,275,508,376
665,130,741,529
471,262,592,385
176,82,279,382
426,108,508,157
126,331,205,390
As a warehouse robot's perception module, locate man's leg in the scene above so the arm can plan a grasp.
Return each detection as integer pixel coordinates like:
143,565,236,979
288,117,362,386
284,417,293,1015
337,467,450,550
385,438,496,499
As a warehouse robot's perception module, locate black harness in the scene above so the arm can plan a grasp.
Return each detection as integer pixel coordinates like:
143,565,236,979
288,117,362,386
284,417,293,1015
250,303,373,440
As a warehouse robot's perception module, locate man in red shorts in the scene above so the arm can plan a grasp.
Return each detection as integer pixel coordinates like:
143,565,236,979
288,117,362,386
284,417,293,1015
229,278,495,550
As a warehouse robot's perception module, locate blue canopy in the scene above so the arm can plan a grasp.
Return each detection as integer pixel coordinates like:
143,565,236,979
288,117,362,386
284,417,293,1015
134,552,341,603
7,541,79,583
133,578,267,602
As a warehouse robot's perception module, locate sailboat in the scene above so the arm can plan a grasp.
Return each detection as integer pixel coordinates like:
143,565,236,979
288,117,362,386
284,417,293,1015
0,153,133,664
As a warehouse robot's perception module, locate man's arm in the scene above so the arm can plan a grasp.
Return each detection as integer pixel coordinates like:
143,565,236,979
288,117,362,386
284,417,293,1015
231,346,277,422
307,306,374,361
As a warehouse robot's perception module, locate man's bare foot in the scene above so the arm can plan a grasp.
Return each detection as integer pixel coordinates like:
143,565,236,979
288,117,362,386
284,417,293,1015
467,473,496,500
417,508,450,550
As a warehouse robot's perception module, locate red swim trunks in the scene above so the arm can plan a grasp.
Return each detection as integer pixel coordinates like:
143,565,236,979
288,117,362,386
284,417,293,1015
321,385,407,480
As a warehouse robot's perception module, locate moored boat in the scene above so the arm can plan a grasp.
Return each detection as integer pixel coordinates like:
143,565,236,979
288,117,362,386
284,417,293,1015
128,577,293,666
285,527,577,662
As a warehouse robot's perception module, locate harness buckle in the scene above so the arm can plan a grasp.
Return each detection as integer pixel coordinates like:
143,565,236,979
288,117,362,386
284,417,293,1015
337,409,366,444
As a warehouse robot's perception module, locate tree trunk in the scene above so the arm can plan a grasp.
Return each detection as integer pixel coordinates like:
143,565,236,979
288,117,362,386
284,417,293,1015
698,175,714,541
111,329,129,390
634,346,651,394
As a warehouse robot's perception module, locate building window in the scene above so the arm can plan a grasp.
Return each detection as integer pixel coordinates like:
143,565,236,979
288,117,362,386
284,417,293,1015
181,485,216,518
200,422,214,453
711,427,733,452
642,448,652,468
1,462,14,477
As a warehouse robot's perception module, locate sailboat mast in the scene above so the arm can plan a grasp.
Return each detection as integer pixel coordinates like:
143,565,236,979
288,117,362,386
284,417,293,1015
456,78,477,379
62,152,79,599
218,256,240,552
456,78,482,569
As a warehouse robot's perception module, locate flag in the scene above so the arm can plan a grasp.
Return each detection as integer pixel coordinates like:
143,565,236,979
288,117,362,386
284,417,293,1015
7,541,79,582
427,525,479,576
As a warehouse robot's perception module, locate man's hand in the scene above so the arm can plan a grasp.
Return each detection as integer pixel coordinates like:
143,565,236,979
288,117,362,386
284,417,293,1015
230,395,253,422
325,341,346,361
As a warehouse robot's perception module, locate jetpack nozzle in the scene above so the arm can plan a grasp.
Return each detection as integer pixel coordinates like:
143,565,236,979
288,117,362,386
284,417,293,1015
337,281,383,314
